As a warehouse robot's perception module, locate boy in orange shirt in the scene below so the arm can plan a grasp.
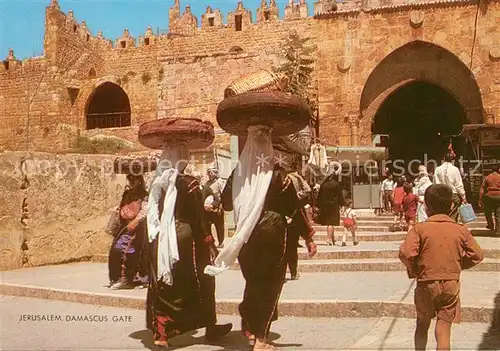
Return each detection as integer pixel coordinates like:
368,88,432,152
399,184,484,350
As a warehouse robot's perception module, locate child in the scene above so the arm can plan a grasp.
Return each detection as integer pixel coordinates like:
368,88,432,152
392,178,405,226
402,182,420,231
341,200,358,246
399,184,484,350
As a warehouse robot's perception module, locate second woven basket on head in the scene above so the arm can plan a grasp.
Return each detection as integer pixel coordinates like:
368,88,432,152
223,70,288,98
218,70,311,137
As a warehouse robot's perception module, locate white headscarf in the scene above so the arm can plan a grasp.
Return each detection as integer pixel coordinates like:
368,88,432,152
204,125,274,276
147,144,188,285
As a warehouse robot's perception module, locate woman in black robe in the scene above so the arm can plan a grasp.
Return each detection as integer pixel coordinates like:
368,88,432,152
317,172,345,246
221,164,316,350
146,172,231,347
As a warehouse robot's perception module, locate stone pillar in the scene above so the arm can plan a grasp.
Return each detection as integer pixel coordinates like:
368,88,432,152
349,115,360,146
484,107,496,124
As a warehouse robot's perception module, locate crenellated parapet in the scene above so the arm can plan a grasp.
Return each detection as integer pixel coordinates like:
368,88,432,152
313,0,339,14
116,29,136,49
201,6,224,29
96,30,113,48
170,5,199,36
227,1,253,31
0,49,48,76
139,26,157,47
285,0,309,20
257,0,280,22
169,0,181,28
0,49,21,73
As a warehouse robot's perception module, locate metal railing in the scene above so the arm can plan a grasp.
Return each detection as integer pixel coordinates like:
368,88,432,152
86,112,131,130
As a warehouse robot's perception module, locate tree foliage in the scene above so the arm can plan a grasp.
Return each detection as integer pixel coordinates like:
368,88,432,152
273,30,318,116
273,31,318,150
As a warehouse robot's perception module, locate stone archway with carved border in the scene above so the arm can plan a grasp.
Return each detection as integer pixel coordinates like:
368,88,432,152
359,40,484,143
72,76,130,130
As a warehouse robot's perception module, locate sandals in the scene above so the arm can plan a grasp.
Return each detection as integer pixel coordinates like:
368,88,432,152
153,340,168,348
254,340,278,350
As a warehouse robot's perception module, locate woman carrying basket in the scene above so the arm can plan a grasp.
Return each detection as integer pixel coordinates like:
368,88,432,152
205,74,317,350
139,118,232,348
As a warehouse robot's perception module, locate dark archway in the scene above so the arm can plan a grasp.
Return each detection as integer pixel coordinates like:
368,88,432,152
361,40,484,175
85,82,131,129
361,41,484,124
372,81,468,174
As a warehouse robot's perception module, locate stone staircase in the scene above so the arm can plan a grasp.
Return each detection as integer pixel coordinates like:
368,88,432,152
1,213,498,324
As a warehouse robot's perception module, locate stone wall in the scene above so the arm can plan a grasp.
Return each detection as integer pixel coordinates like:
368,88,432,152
0,150,232,271
0,152,125,271
1,0,499,153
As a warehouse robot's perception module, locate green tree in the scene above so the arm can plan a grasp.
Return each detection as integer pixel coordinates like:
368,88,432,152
273,30,317,150
274,30,317,117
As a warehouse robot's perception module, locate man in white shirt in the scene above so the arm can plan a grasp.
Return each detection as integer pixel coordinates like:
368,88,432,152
434,153,467,222
380,174,395,214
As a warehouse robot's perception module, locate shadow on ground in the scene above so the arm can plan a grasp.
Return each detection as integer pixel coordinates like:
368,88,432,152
477,291,500,350
129,329,301,350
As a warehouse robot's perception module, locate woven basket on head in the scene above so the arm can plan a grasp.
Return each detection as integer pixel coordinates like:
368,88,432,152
224,70,287,98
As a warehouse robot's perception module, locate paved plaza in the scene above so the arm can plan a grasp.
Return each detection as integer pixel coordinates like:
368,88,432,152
1,296,498,350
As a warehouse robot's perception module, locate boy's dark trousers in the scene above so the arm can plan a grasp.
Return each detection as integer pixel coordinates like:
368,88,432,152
484,195,500,234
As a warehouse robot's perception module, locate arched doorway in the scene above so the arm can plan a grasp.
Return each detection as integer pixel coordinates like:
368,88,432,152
85,82,131,129
361,41,484,174
372,81,467,174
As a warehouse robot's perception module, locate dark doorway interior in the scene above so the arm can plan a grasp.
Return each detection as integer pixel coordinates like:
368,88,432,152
372,81,468,175
86,82,131,129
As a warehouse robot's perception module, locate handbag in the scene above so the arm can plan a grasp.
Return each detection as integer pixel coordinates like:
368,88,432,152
105,208,121,236
459,203,477,223
120,200,142,220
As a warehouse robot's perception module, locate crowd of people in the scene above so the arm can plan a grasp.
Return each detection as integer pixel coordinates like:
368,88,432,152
102,147,495,350
378,151,500,236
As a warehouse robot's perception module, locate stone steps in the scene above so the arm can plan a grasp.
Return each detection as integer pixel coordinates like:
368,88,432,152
91,254,500,272
312,221,488,231
297,245,500,260
234,258,500,273
311,232,408,241
92,244,500,262
1,264,496,323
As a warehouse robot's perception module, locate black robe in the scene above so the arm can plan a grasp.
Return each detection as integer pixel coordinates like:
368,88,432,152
146,174,216,343
221,165,298,339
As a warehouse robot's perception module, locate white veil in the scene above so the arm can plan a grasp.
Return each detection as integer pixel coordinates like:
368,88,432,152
147,144,188,285
204,125,274,276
